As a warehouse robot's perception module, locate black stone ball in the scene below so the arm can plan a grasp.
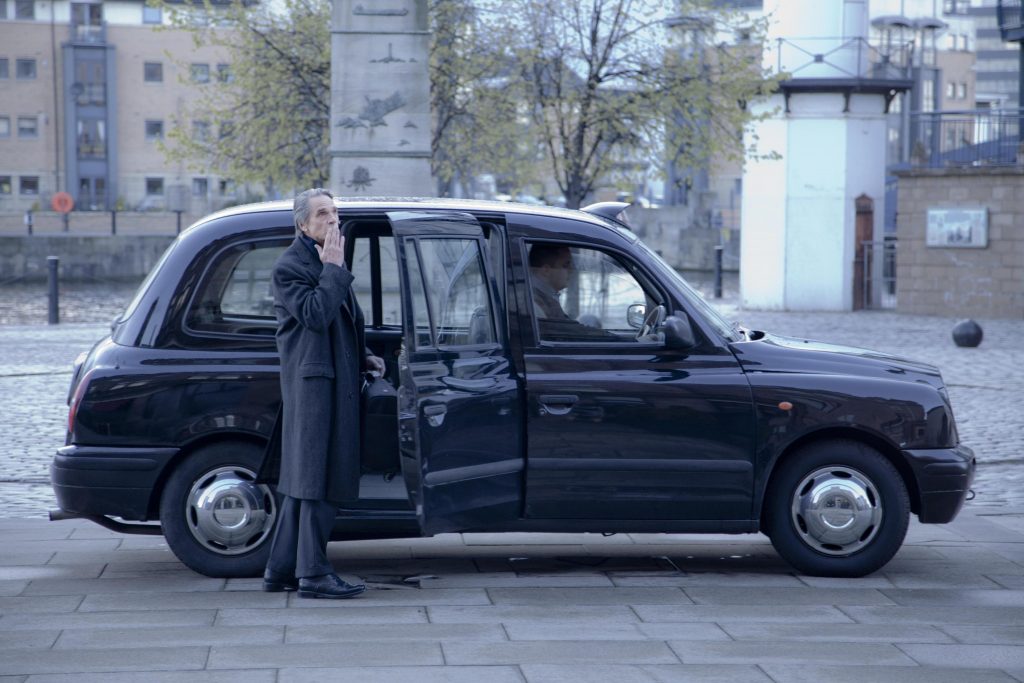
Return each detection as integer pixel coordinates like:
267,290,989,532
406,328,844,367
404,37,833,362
952,319,983,348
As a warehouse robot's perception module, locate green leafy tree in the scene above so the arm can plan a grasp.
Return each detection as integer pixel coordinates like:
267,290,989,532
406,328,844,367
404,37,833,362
155,0,331,194
489,0,778,208
429,0,539,198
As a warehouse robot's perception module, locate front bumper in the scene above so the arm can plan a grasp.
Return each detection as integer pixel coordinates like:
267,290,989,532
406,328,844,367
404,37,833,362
51,445,179,521
902,443,976,524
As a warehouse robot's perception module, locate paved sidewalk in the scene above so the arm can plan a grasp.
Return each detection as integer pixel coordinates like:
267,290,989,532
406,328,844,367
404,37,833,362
1,510,1023,681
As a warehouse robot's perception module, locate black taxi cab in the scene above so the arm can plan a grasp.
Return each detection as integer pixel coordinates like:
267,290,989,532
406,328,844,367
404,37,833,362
51,199,975,578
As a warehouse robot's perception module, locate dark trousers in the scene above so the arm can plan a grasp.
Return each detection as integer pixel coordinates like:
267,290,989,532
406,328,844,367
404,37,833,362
266,495,336,578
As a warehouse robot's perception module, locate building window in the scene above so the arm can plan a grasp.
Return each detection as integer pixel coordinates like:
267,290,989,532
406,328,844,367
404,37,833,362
218,178,234,196
190,63,210,83
0,176,11,195
145,119,164,140
17,116,37,138
192,177,208,196
20,176,39,195
15,0,34,20
145,177,164,196
16,58,36,80
216,63,232,83
0,116,9,138
143,61,163,83
76,118,105,158
0,1,6,19
0,59,8,79
946,82,955,99
958,83,968,99
142,4,161,24
192,120,210,142
219,120,234,140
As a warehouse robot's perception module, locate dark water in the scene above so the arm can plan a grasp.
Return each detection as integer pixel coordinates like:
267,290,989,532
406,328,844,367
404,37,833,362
0,280,142,325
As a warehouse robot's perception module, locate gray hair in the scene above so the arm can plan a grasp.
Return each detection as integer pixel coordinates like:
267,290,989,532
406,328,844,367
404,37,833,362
293,188,334,232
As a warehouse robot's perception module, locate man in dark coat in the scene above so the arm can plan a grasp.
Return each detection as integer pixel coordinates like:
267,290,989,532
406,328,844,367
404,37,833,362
262,188,385,599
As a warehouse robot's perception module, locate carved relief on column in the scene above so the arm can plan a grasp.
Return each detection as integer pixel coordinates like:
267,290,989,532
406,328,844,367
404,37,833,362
330,0,432,196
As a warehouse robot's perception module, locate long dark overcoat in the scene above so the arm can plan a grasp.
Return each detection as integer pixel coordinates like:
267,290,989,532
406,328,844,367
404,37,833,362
272,236,366,504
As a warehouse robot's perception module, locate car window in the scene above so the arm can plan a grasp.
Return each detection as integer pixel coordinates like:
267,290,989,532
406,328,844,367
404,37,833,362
350,234,401,327
410,237,496,348
527,242,659,344
186,239,288,336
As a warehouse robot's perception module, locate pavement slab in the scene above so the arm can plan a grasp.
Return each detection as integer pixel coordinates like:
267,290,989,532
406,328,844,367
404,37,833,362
277,666,525,683
520,663,773,683
206,641,444,668
667,640,917,666
760,665,1019,683
442,639,680,665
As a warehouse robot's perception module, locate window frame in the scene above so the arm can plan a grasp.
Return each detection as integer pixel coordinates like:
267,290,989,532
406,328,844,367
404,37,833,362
143,61,163,83
403,235,500,352
15,0,34,20
522,238,669,349
17,115,37,138
145,177,164,196
144,119,164,140
0,116,10,138
190,62,210,84
182,235,292,341
0,176,12,195
19,176,39,195
15,58,36,80
142,4,161,24
0,58,9,79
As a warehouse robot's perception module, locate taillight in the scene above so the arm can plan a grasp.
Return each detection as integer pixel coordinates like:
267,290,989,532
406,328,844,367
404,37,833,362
67,369,94,434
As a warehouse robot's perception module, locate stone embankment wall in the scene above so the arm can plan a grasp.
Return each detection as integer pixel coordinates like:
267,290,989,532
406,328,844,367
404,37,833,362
0,235,173,282
895,168,1023,319
627,205,739,272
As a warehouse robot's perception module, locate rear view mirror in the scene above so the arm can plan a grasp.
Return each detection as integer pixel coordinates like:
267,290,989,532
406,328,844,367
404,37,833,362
626,303,646,329
662,315,696,349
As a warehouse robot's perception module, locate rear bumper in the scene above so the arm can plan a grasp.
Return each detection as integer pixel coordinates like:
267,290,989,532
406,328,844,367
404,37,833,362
50,445,178,521
902,443,976,524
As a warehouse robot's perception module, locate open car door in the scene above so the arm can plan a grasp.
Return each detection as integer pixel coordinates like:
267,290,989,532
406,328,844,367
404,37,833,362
388,211,523,535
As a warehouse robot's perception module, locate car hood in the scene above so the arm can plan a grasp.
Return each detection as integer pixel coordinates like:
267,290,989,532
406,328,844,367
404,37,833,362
730,332,945,389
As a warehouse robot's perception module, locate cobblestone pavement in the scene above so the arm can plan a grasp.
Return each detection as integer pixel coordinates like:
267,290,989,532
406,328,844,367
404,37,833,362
0,278,1021,518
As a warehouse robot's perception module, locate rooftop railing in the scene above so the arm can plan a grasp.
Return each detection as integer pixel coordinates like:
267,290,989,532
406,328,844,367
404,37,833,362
909,108,1024,168
773,37,914,81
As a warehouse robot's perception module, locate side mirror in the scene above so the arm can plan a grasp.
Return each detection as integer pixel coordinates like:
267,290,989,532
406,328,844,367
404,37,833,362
662,315,696,349
626,303,646,329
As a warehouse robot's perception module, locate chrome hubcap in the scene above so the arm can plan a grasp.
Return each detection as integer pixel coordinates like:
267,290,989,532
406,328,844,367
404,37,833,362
791,466,882,556
185,465,276,555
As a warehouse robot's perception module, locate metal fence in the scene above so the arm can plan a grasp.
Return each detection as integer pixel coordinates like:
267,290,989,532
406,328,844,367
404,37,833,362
861,239,897,310
910,109,1024,168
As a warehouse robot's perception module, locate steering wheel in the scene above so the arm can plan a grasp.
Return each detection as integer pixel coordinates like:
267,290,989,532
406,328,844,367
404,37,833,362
636,304,666,340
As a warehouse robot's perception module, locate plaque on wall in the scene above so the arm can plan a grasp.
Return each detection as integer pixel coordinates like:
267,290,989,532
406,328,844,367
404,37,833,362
926,208,988,248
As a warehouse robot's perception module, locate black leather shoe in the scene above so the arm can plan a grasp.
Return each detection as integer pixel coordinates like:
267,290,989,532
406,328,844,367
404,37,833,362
298,573,366,599
263,568,298,592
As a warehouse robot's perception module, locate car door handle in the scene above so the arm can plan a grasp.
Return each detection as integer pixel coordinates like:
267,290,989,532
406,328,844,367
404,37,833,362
441,376,498,392
422,403,447,427
538,394,578,416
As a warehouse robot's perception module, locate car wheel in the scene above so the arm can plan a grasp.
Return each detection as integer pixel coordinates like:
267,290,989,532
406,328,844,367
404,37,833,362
764,440,909,577
159,441,277,578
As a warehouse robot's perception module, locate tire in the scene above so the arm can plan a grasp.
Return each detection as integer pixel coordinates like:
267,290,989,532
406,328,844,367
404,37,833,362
159,441,277,578
764,440,909,578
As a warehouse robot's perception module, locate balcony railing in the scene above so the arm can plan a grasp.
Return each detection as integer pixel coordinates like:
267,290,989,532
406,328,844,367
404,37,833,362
774,37,914,81
997,0,1024,41
910,109,1024,168
71,21,106,44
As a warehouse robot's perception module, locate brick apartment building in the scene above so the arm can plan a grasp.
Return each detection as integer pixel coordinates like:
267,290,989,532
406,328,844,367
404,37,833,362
0,0,238,216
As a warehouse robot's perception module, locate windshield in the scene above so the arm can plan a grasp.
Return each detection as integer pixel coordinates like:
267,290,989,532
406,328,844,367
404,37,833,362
635,240,740,343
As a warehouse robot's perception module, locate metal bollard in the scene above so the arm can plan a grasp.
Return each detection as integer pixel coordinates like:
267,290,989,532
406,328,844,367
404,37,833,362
111,210,117,235
47,256,59,325
713,245,723,299
62,212,70,233
175,210,183,235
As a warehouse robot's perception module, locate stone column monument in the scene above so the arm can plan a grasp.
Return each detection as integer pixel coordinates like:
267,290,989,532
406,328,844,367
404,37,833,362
330,0,433,197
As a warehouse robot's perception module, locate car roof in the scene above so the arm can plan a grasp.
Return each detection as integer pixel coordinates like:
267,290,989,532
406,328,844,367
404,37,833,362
186,197,630,237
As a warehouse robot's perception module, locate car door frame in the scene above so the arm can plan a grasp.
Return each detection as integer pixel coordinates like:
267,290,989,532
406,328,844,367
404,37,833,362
389,210,525,535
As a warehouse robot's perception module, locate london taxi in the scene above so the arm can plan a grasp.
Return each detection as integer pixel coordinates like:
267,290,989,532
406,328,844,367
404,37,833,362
51,199,975,578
